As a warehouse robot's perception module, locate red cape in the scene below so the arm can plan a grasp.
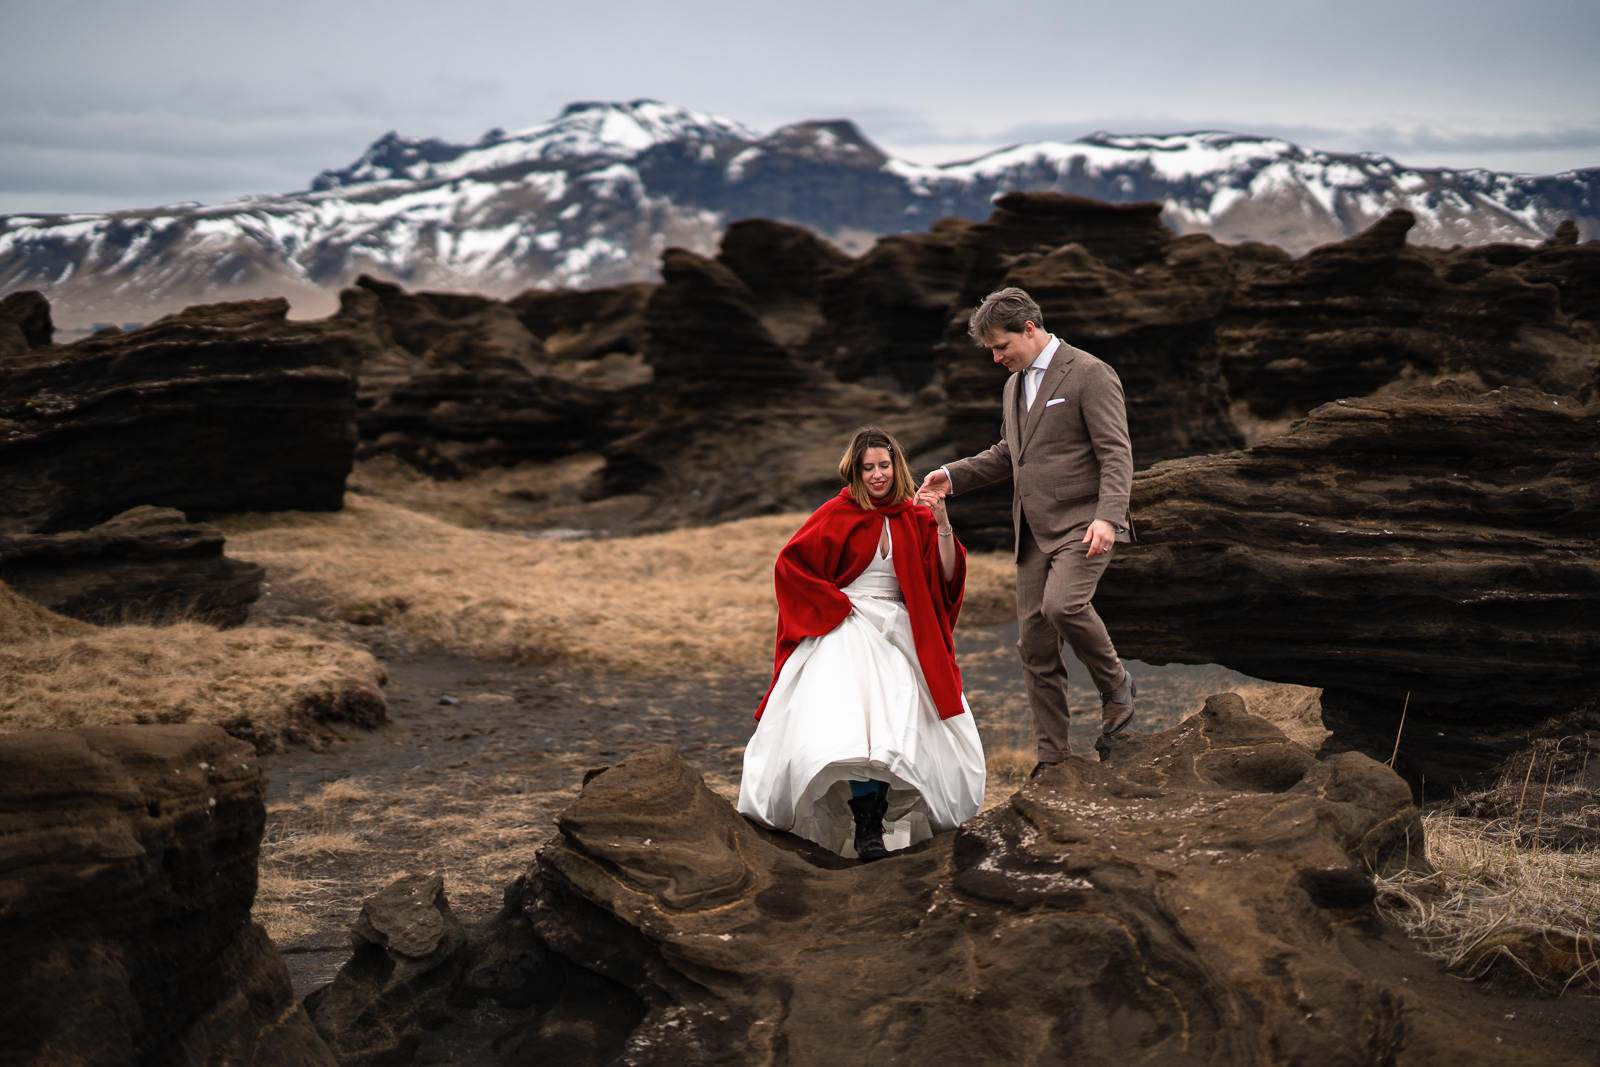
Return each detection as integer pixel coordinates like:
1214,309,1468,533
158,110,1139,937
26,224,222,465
756,487,967,720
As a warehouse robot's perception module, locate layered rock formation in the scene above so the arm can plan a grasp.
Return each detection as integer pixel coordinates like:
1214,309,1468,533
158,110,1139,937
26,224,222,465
1097,382,1600,788
303,874,469,1064
347,277,641,475
0,505,263,625
0,295,363,533
1218,210,1600,420
0,724,333,1065
305,721,1593,1063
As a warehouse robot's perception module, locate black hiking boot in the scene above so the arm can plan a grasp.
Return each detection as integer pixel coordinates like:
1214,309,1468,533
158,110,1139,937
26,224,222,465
848,793,888,862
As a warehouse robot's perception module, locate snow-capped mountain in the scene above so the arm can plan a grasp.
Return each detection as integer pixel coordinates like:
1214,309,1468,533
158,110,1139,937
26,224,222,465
3,100,1595,328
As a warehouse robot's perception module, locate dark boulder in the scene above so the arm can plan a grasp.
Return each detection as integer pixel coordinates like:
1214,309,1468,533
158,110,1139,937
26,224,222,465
1095,382,1600,789
1,289,54,353
0,724,334,1065
0,505,262,626
304,873,469,1065
0,295,361,533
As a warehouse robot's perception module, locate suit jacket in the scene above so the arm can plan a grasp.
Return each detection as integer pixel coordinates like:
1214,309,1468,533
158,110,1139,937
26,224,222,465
945,340,1134,560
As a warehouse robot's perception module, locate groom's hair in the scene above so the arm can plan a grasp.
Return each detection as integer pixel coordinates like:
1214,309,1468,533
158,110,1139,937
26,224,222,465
968,287,1044,343
838,426,916,510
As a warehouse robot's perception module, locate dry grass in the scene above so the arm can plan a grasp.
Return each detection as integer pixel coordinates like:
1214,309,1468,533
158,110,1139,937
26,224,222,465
347,453,624,531
220,494,1017,679
0,582,387,750
253,769,584,950
1376,742,1600,993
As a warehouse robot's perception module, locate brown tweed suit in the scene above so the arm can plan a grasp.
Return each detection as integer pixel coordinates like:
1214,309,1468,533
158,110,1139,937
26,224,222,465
944,339,1134,761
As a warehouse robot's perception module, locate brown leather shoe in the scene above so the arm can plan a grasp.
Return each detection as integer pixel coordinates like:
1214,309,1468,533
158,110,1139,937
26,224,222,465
1028,760,1060,779
1101,671,1136,735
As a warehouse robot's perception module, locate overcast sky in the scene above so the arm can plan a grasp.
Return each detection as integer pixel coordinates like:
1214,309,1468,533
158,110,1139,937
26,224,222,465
3,0,1598,215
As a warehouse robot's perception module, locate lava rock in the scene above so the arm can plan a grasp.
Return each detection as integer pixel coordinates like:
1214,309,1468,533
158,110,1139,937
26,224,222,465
1,289,54,353
0,295,361,533
643,246,817,402
325,716,1589,1063
0,505,263,625
1218,210,1600,420
1095,382,1600,788
304,873,469,1065
351,276,646,475
0,724,334,1065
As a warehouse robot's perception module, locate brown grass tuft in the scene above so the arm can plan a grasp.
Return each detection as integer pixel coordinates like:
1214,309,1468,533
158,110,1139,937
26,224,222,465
0,582,94,642
220,495,1018,677
0,583,388,750
1376,742,1600,994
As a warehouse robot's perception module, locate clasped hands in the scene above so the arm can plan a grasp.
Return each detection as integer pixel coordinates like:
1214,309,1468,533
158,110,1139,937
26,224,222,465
915,470,950,524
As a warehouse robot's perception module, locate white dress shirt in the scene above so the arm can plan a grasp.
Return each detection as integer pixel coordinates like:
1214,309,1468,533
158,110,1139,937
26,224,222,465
1023,336,1061,409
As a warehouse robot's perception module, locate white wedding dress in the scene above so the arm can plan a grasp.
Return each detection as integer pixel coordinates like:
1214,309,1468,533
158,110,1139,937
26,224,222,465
738,520,986,857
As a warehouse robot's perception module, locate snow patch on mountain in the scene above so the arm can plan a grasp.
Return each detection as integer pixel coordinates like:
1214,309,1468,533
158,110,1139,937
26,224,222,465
3,101,1595,328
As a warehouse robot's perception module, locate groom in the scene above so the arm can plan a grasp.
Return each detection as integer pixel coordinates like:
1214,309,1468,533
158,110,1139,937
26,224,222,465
919,287,1135,775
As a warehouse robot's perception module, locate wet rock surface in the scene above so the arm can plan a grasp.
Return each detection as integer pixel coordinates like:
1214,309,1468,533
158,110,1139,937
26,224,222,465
1096,382,1600,788
304,706,1599,1064
0,505,263,625
0,724,333,1065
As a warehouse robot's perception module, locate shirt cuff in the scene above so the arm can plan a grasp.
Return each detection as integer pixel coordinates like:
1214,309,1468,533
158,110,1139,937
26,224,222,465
939,466,954,497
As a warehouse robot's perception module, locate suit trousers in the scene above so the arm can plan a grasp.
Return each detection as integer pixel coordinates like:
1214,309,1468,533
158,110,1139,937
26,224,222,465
1015,519,1124,762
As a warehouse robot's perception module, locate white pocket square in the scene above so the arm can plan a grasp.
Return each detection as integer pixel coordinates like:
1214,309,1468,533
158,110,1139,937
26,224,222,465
1044,397,1066,407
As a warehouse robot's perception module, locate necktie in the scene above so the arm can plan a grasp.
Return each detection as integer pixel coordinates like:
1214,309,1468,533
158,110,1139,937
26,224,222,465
1025,366,1043,409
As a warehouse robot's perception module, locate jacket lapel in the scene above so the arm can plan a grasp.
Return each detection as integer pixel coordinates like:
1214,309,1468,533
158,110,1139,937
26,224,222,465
1003,371,1023,455
1017,345,1077,455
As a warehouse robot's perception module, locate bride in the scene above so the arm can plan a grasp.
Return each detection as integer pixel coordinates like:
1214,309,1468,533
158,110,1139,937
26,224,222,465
737,426,985,860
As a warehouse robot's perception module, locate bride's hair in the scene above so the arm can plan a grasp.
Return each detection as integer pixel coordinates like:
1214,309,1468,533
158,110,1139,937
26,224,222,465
838,426,915,510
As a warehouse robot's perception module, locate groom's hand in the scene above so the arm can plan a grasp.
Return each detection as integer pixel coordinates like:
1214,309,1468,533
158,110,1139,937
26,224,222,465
1083,519,1116,558
918,470,951,499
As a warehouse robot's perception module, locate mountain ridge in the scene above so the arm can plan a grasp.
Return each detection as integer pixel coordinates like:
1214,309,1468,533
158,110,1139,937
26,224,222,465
3,99,1595,328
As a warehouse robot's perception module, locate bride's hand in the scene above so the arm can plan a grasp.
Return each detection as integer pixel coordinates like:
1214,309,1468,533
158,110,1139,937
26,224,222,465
917,489,948,522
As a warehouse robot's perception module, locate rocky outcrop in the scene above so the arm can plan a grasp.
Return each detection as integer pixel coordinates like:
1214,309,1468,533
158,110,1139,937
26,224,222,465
0,295,362,533
1096,382,1600,788
816,219,973,390
0,724,334,1065
314,197,1597,552
348,277,639,475
307,721,1592,1063
0,505,263,625
303,874,470,1065
1,289,53,354
642,247,817,401
508,282,653,362
1218,210,1600,421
